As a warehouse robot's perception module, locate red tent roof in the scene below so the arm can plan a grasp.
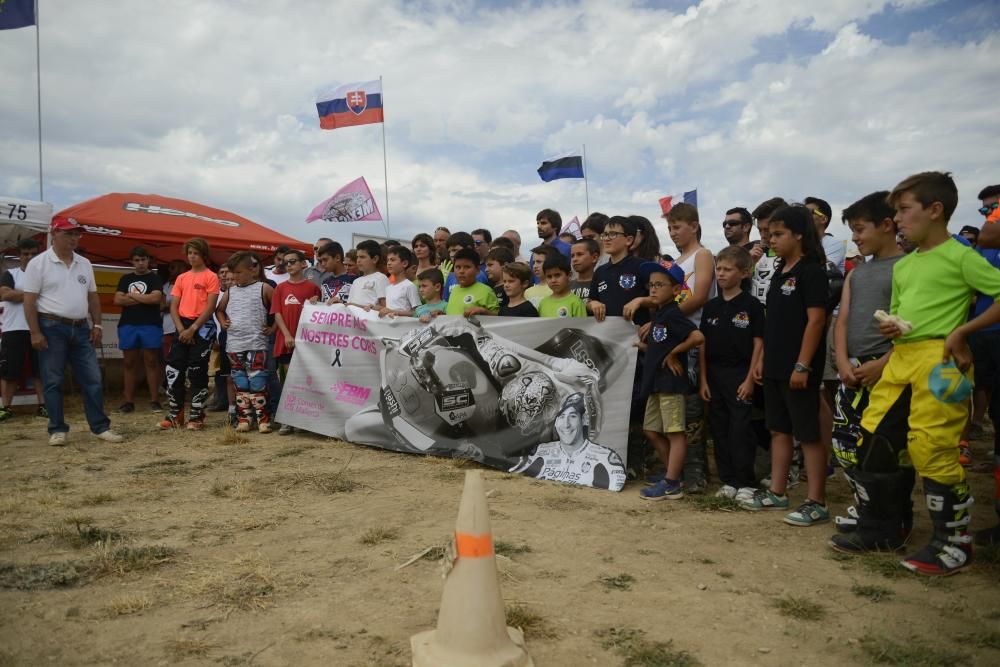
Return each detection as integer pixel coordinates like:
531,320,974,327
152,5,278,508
54,193,310,266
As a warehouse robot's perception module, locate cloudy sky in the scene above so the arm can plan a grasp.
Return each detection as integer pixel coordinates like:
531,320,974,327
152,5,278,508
2,0,998,254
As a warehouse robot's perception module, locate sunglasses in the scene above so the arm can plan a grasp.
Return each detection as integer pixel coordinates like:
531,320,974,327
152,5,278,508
473,240,485,246
979,202,999,216
811,208,828,220
722,221,744,228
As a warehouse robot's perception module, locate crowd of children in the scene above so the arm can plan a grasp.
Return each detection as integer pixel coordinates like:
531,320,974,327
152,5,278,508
5,171,999,577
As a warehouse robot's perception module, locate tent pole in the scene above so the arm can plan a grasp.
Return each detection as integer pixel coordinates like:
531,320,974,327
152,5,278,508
582,143,589,217
35,0,44,202
380,75,390,239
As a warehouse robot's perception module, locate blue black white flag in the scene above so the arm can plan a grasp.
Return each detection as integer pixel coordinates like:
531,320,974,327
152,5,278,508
0,0,36,30
537,152,584,182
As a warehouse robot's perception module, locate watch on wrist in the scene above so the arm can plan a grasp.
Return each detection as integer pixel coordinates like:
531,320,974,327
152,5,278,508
93,324,103,330
793,362,811,373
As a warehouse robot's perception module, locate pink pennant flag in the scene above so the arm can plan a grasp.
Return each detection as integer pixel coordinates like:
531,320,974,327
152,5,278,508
306,177,383,223
560,215,581,238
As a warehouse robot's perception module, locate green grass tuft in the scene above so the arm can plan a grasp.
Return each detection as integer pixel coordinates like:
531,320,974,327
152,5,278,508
494,540,533,557
771,595,826,621
596,627,702,667
599,573,636,591
859,633,968,666
851,583,894,603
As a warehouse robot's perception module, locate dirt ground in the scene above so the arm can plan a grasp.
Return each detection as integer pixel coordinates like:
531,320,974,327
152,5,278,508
1,398,999,667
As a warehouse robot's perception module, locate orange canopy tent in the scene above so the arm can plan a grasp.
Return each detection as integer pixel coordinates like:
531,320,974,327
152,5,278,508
54,193,310,266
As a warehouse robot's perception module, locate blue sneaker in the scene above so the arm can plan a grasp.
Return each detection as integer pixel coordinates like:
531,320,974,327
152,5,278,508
644,471,666,486
640,479,684,501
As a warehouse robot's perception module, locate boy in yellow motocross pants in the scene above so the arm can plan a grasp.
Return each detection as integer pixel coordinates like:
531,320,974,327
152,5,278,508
855,172,1000,576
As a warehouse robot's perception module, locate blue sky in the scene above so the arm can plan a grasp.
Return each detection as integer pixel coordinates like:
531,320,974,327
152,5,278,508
1,0,998,256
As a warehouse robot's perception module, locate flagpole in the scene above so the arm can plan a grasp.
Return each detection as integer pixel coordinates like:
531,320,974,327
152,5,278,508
582,143,590,217
34,0,44,201
379,75,390,239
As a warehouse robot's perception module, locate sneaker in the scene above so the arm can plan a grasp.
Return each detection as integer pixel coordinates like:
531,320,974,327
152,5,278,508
783,500,830,527
94,429,124,443
736,486,757,501
739,488,789,511
278,423,295,436
760,470,801,489
715,485,738,499
35,405,48,418
235,421,251,433
0,406,13,422
258,422,273,434
644,471,666,486
158,416,182,430
149,401,163,412
117,402,135,414
186,420,205,431
48,431,67,446
640,479,684,501
958,442,972,467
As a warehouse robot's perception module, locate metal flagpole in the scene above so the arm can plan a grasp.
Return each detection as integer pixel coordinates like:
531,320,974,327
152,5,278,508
35,0,44,201
582,143,590,216
379,75,390,239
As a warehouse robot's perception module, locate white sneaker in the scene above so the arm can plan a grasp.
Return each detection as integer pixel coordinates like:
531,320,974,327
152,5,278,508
49,432,67,447
715,485,738,499
736,486,758,501
94,429,124,443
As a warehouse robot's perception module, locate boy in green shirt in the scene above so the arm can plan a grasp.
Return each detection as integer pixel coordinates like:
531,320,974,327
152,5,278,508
860,172,1000,576
538,253,587,318
446,249,499,317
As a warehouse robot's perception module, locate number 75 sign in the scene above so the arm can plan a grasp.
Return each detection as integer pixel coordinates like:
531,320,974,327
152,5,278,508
0,197,52,248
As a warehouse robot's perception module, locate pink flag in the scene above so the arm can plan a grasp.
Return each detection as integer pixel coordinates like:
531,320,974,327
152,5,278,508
306,177,383,223
560,215,581,238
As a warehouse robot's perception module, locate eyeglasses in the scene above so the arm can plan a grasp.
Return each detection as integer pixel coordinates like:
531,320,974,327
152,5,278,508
600,231,623,240
648,281,671,290
980,202,999,216
284,258,301,265
722,221,744,228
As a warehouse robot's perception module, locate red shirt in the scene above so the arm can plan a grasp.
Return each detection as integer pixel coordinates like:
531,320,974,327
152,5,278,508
270,279,320,356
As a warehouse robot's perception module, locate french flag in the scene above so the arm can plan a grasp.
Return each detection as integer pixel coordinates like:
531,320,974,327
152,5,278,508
316,79,384,130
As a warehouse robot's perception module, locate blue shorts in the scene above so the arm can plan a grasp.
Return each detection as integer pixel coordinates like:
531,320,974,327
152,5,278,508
118,324,163,351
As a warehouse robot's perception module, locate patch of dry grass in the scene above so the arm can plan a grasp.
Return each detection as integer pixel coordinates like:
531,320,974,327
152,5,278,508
79,492,117,506
216,425,249,447
360,526,400,545
0,561,86,590
181,553,277,612
505,603,558,639
104,593,152,616
90,543,177,576
165,637,217,661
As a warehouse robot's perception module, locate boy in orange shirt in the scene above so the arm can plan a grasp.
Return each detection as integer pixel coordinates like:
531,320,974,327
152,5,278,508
161,238,220,430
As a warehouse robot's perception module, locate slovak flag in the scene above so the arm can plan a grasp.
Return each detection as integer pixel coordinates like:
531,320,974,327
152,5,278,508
316,80,384,130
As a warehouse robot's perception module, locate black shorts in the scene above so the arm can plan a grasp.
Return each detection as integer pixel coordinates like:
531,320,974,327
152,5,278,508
0,330,39,381
763,377,821,442
970,330,1000,389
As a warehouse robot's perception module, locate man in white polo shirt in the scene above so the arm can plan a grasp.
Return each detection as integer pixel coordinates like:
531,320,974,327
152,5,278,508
22,216,123,445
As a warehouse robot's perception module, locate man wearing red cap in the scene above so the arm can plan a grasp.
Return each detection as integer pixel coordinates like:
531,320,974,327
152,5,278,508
21,216,123,446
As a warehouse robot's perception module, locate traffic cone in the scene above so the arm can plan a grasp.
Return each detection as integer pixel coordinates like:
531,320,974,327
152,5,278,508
411,470,534,667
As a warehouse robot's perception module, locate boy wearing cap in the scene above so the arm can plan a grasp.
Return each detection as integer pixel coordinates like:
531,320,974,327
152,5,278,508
21,216,123,445
113,246,165,413
862,172,1000,575
637,261,704,501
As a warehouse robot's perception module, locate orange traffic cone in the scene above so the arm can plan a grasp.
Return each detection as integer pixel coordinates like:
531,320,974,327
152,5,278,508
411,470,534,667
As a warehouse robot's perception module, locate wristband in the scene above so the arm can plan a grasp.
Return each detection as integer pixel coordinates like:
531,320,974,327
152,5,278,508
93,324,103,329
793,362,810,373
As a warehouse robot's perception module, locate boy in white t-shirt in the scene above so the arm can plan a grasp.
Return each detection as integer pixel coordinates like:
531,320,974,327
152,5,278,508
380,246,421,317
346,240,389,310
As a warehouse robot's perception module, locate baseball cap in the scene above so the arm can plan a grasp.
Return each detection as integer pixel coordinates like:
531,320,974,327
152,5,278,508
927,361,973,404
50,216,81,232
959,225,980,238
639,260,685,286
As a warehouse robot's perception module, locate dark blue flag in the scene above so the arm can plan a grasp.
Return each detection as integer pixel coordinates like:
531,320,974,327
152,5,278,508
537,153,584,182
0,0,35,30
683,189,698,208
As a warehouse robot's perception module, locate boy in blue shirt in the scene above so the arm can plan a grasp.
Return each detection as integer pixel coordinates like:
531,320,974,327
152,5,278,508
637,262,705,500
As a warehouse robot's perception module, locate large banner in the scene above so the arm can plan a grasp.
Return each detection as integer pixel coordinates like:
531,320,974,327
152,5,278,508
277,305,638,491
